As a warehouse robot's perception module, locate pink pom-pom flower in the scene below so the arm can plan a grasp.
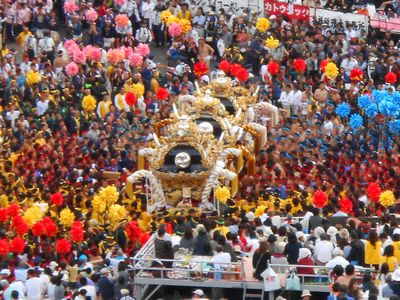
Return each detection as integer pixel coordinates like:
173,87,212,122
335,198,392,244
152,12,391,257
64,1,79,14
114,0,125,5
107,48,125,63
115,14,129,28
64,39,77,50
85,8,98,22
168,22,182,37
65,62,79,77
85,46,102,62
135,43,150,57
128,53,143,67
73,50,87,64
121,46,134,59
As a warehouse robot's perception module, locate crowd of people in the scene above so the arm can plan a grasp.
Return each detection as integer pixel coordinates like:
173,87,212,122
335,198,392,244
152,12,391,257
0,0,399,299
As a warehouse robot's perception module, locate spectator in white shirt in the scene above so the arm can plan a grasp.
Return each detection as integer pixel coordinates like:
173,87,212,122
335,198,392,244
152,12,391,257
25,269,43,300
13,263,27,283
340,53,359,77
141,0,155,27
212,245,231,272
36,92,50,116
6,104,20,128
278,83,294,106
135,21,152,44
78,277,96,300
314,233,334,265
326,248,350,269
345,24,359,41
291,84,303,115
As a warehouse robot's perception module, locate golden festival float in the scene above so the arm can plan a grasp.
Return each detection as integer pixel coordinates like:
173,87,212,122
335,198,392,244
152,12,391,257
126,73,272,213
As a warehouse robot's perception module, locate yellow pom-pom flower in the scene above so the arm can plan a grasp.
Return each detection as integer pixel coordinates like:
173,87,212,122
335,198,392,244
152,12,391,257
131,83,145,98
26,70,40,86
60,207,75,227
82,95,97,112
380,190,395,208
167,15,179,26
23,205,44,227
178,19,192,34
255,205,267,217
256,18,270,33
0,195,8,208
160,10,172,23
215,186,231,204
98,185,119,208
324,62,339,80
109,204,128,228
92,195,106,214
265,36,280,50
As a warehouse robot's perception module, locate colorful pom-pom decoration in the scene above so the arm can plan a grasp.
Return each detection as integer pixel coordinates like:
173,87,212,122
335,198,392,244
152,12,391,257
193,61,209,77
267,61,280,76
156,87,169,101
312,190,328,208
385,72,397,84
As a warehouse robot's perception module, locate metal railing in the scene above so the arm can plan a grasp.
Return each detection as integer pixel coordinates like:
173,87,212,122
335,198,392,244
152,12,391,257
132,237,372,299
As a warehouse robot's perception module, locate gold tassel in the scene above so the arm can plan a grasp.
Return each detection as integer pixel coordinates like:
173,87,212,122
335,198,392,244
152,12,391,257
236,150,243,173
138,155,145,170
231,175,238,197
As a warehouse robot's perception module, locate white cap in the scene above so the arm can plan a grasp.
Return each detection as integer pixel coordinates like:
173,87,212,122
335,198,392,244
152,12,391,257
100,268,110,275
332,248,344,257
246,211,255,222
49,261,58,267
269,14,276,19
0,269,10,276
200,75,210,83
193,289,204,296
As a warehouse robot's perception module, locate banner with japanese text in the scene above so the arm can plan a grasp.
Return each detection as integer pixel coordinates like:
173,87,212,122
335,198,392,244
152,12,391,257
311,8,369,33
264,0,309,21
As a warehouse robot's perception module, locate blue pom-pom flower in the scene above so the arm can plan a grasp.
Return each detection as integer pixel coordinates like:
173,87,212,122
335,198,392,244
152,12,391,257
335,102,351,117
357,95,371,109
349,113,363,129
365,103,378,118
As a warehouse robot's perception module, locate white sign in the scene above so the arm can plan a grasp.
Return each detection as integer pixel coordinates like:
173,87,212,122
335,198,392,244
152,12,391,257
311,8,369,33
190,0,264,15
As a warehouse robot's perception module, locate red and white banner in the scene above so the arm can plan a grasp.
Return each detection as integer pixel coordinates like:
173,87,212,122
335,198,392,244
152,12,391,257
264,1,309,21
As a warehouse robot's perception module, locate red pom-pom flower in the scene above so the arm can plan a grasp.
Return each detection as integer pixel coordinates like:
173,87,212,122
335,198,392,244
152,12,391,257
56,239,71,254
236,67,249,82
219,60,231,74
42,217,58,237
339,197,353,214
70,221,84,242
32,221,45,237
350,68,363,82
10,237,26,254
267,61,280,76
0,208,9,223
385,72,397,84
0,239,9,256
367,182,382,203
156,87,169,101
313,190,328,208
230,63,242,77
7,204,20,218
12,216,28,236
193,61,209,77
293,59,307,73
320,59,328,72
51,192,63,206
125,91,137,106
